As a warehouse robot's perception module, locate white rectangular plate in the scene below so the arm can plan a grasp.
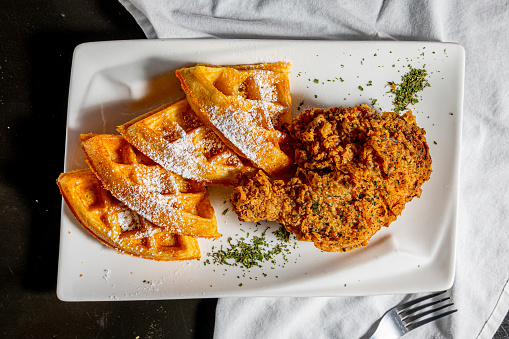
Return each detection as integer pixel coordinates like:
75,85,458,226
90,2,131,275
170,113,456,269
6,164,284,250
57,39,464,301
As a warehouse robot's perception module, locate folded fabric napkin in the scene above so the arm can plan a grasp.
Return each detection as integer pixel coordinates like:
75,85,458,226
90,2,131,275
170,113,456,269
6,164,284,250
119,1,509,338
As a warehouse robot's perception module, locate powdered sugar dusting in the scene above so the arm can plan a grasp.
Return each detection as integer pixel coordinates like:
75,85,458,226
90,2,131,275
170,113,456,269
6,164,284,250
113,180,184,234
205,102,267,164
162,122,187,140
133,122,248,183
84,135,214,236
252,71,278,102
140,169,167,193
186,67,291,172
133,225,159,239
117,208,142,232
103,269,111,282
156,127,224,181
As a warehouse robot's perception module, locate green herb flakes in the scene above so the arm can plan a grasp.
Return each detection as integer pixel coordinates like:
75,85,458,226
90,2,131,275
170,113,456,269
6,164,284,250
388,66,430,113
297,100,305,111
274,225,292,242
205,226,295,270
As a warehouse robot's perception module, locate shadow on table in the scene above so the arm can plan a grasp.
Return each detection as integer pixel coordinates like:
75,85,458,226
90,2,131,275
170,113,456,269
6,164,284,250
195,299,218,338
16,28,144,292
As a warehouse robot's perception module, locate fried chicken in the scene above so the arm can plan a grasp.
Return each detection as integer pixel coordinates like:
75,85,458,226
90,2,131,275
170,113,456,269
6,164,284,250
230,105,432,252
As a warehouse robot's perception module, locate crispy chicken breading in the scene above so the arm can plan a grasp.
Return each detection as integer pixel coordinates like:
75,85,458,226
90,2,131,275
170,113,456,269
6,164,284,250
230,105,432,252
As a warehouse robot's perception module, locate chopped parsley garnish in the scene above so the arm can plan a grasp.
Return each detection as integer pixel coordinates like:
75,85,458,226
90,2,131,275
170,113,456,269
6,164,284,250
205,226,295,269
388,66,430,113
273,225,292,242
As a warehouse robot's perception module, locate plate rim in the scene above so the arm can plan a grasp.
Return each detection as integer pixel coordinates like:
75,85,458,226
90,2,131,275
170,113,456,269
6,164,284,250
57,38,464,301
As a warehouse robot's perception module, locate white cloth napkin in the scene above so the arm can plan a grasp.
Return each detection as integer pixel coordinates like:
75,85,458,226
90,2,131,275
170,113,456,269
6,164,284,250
118,1,509,338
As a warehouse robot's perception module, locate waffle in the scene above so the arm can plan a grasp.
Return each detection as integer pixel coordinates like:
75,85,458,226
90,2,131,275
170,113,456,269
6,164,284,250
176,62,294,177
118,98,255,185
80,133,220,238
57,169,200,261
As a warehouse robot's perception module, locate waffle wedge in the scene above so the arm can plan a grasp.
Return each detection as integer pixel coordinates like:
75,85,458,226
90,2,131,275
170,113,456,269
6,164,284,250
57,169,200,261
80,133,220,238
176,62,294,177
118,98,255,185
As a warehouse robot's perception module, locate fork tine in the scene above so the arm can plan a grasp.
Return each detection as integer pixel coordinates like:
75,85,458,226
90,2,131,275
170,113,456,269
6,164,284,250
399,297,451,317
402,302,455,324
406,309,458,331
395,291,447,312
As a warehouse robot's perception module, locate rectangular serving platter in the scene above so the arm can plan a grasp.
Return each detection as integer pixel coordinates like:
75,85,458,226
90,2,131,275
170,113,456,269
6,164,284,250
57,39,464,301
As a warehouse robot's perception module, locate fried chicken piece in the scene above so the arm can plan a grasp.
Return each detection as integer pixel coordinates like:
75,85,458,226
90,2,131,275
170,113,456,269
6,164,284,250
231,105,432,252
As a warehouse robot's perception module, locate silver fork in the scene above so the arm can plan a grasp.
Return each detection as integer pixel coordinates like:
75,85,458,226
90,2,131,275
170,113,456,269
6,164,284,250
369,291,457,339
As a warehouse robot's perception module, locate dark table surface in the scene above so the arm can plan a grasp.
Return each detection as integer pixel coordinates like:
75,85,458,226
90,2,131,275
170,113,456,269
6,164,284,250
1,0,508,338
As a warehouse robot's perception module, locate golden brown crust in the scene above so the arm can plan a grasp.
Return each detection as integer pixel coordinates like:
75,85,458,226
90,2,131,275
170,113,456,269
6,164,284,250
57,169,201,261
80,134,220,238
231,105,432,252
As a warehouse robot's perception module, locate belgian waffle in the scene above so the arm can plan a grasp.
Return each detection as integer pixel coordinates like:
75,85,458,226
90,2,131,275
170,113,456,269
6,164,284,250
118,98,255,185
176,62,294,177
57,169,200,261
80,133,220,238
